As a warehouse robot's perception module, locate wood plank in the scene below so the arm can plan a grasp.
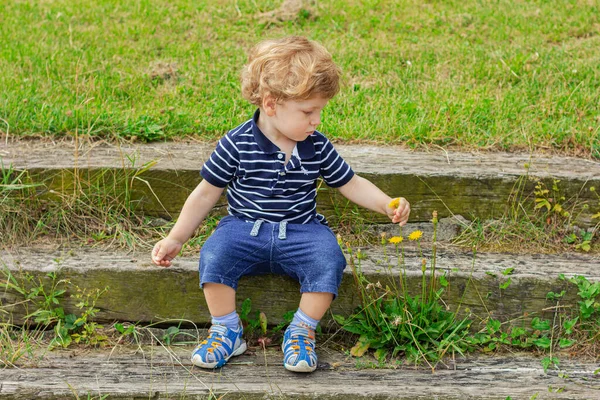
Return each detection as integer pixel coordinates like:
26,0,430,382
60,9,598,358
3,139,598,224
0,345,598,399
2,247,598,328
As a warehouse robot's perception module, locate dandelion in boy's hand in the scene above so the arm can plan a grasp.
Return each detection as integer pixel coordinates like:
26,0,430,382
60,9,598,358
408,230,423,241
389,236,403,245
387,197,410,226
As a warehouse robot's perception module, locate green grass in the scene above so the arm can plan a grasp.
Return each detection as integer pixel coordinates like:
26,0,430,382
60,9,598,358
1,0,599,157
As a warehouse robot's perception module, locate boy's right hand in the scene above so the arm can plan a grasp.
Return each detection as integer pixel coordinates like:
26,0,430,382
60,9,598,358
151,238,183,267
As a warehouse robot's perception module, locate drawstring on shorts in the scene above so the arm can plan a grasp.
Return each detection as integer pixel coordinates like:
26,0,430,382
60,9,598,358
250,220,264,236
278,221,288,240
249,219,288,240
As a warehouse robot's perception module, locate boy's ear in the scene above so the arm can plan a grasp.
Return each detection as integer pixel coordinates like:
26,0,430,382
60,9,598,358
262,94,277,116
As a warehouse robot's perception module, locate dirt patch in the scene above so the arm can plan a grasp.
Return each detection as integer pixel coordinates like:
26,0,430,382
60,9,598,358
148,61,179,84
258,0,317,24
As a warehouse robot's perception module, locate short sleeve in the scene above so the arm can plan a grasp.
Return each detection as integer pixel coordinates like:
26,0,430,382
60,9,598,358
319,139,354,188
200,133,240,188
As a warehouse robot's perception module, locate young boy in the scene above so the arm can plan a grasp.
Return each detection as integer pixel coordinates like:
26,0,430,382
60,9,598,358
151,36,410,373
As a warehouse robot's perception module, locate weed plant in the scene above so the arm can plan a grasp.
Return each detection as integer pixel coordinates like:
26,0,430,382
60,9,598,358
335,211,600,371
335,212,473,369
0,264,109,366
0,158,169,249
472,273,600,372
0,155,225,251
0,321,44,368
0,162,44,244
455,172,599,254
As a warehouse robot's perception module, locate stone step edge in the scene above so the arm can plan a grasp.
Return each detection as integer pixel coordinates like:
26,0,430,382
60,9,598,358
2,246,598,327
0,345,598,400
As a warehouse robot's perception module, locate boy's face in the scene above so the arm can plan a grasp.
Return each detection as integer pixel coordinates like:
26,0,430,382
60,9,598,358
267,96,329,142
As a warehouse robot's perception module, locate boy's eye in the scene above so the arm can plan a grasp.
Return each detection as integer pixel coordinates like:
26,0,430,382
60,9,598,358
303,111,311,115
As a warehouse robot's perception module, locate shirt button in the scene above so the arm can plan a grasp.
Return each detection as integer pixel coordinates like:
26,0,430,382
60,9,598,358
277,154,283,159
280,171,286,176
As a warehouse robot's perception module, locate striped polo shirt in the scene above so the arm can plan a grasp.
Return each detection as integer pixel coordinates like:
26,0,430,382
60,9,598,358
200,110,354,224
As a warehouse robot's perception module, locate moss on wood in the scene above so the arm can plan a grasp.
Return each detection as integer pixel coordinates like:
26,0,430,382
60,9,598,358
28,168,599,226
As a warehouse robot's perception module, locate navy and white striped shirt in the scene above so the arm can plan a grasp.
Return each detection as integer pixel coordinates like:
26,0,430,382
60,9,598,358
201,110,354,224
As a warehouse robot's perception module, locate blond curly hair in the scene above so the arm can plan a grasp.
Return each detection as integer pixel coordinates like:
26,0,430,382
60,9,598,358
241,36,341,106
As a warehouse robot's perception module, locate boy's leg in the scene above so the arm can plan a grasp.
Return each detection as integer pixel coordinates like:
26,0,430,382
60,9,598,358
274,221,345,373
191,283,247,368
192,216,275,369
283,292,335,373
204,283,237,319
299,292,334,321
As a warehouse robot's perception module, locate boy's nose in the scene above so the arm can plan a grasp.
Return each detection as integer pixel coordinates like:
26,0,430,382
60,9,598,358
311,115,321,126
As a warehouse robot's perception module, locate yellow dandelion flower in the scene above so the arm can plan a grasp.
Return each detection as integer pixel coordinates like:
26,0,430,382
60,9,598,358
388,198,400,209
408,230,423,241
388,236,404,244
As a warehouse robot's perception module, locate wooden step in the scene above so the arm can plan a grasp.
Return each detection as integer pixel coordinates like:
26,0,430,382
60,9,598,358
2,245,598,328
0,344,598,399
2,139,598,225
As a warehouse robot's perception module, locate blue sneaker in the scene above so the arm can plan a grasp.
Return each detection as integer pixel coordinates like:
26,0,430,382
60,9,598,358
191,324,247,369
282,325,317,372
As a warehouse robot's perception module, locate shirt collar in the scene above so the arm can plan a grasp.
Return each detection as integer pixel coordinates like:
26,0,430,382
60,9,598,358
251,109,316,159
296,134,316,159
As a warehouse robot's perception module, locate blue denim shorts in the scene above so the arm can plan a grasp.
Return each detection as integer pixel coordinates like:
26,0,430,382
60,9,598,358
199,215,347,297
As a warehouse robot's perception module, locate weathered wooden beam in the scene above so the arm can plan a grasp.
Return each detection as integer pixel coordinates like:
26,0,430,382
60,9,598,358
0,346,598,399
4,140,599,225
1,247,597,329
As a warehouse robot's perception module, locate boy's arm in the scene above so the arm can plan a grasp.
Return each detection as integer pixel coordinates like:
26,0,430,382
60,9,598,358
152,179,225,266
336,175,410,226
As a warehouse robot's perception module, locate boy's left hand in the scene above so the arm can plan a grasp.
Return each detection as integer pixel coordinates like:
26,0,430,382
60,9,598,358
387,197,410,226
